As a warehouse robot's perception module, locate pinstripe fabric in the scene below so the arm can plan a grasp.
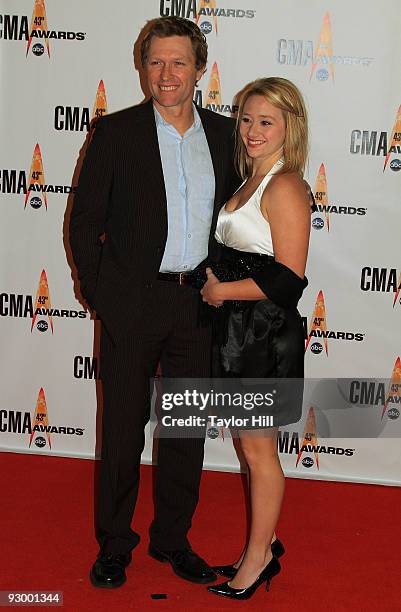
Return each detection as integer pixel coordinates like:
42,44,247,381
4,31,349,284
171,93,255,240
70,99,241,556
97,282,212,554
69,100,239,343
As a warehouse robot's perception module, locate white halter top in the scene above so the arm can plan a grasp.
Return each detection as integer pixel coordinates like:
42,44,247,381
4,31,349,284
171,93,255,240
215,159,283,256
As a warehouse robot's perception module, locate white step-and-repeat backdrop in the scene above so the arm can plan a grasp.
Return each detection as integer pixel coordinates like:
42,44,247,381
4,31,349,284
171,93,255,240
1,0,400,486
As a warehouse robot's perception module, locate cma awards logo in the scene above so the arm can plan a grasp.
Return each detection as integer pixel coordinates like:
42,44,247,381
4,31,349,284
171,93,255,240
0,388,85,448
312,163,367,232
350,105,401,172
296,407,319,469
349,357,401,422
54,80,108,132
29,387,52,448
360,267,401,308
25,144,47,211
31,269,54,334
0,143,74,210
277,407,355,469
0,269,88,333
304,290,364,356
194,62,237,115
384,105,401,172
160,0,256,35
24,143,75,210
277,12,374,82
0,0,86,58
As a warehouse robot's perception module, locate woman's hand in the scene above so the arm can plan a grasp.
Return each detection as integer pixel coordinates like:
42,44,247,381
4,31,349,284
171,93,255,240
200,268,224,307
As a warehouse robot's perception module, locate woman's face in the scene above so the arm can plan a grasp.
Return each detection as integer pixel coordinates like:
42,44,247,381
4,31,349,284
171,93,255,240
239,94,286,165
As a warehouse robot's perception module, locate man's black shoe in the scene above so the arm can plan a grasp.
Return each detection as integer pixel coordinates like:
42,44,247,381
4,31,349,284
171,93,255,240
148,544,216,584
90,552,132,588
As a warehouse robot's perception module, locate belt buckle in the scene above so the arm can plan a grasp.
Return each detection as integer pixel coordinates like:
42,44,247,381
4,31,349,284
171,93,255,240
179,272,186,286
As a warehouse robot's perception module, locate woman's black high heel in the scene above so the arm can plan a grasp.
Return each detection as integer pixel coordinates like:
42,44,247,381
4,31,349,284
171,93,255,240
212,538,284,579
207,556,281,600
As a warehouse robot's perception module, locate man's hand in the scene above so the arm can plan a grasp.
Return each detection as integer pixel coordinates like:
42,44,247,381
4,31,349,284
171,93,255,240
200,268,224,307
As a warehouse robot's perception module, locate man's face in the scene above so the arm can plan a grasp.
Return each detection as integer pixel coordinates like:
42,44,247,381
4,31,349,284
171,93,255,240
145,35,204,113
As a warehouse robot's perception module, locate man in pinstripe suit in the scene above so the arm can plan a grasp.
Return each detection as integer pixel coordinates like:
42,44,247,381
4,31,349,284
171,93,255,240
69,17,240,589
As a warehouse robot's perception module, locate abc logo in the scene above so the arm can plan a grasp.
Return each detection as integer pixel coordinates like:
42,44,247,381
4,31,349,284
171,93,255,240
30,197,42,210
207,427,219,439
32,43,45,57
312,217,324,230
302,457,314,468
390,159,401,172
310,342,323,355
388,407,400,420
37,320,48,332
316,68,329,81
200,21,212,35
34,436,46,448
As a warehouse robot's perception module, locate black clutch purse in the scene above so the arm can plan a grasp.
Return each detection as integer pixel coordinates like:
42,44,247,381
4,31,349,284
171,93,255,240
193,246,307,311
191,247,275,310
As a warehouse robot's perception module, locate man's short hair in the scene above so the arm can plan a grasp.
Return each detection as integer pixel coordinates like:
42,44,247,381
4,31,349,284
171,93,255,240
140,17,208,70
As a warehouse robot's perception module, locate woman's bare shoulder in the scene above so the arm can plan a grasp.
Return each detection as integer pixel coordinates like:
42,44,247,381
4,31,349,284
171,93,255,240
264,172,309,211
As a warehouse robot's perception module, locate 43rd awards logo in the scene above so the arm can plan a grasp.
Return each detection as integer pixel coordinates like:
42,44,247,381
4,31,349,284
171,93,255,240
0,0,86,58
382,357,401,420
0,270,87,332
383,105,401,172
26,0,50,57
277,406,355,468
1,144,75,204
0,388,85,448
350,105,401,172
296,407,319,469
349,357,401,422
277,11,373,80
194,62,237,114
311,163,367,231
160,0,256,35
305,290,328,356
309,12,334,82
304,290,364,356
205,62,222,109
196,0,218,34
25,143,47,211
54,79,108,132
31,269,53,334
29,387,51,449
313,163,330,230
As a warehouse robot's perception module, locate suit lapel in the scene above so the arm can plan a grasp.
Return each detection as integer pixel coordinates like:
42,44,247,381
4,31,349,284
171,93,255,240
133,102,229,254
197,106,225,210
133,99,167,218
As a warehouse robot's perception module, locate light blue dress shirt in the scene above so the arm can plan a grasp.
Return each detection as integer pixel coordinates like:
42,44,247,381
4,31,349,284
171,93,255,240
154,104,215,272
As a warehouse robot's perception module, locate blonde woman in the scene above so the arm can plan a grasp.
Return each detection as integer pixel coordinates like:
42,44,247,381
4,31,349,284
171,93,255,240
201,77,310,600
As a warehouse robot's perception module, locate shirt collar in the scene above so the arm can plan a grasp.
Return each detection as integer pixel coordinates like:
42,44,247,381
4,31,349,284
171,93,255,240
153,102,202,135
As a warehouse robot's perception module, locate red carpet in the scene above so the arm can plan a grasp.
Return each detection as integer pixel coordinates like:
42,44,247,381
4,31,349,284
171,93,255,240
1,452,400,611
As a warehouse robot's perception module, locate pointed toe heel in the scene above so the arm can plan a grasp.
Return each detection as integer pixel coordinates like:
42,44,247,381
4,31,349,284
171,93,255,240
207,557,281,600
212,538,285,579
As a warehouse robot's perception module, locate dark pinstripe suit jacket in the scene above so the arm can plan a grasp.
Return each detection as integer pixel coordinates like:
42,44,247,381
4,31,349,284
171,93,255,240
69,99,240,342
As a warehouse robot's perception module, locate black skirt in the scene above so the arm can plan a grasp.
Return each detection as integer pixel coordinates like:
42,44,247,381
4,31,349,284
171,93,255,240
210,246,305,428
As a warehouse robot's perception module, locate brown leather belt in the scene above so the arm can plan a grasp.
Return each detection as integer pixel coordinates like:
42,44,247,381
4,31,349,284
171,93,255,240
157,272,194,286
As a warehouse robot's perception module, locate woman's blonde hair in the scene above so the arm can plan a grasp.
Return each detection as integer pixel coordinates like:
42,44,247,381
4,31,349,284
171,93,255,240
235,77,308,179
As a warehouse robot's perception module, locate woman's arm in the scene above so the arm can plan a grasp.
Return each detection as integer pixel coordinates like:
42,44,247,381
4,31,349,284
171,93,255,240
263,172,310,279
200,173,310,305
